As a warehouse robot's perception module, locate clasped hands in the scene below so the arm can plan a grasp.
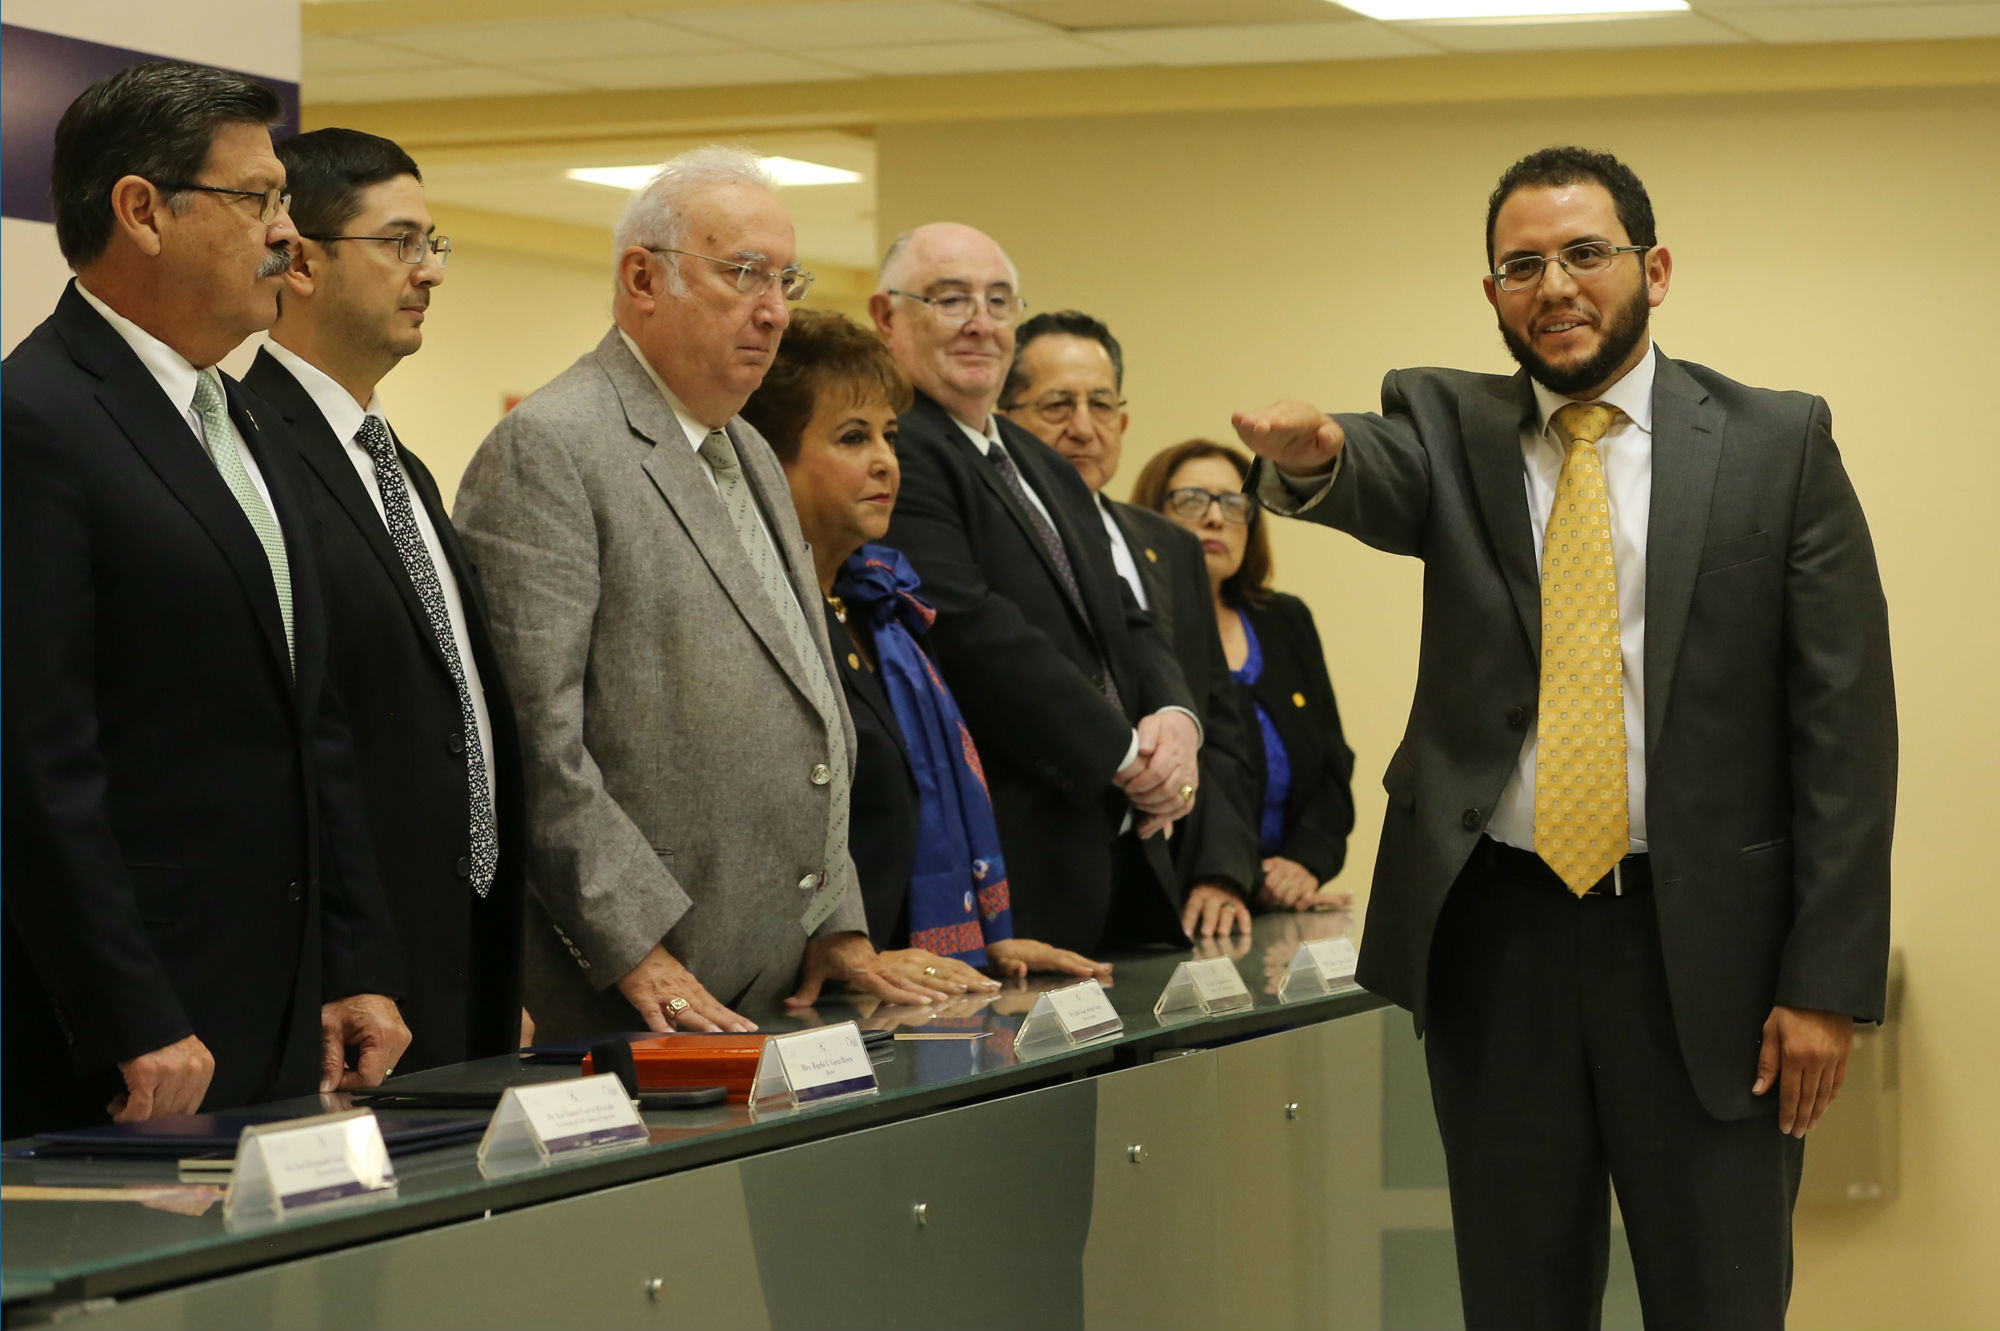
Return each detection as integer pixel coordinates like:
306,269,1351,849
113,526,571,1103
1115,708,1201,838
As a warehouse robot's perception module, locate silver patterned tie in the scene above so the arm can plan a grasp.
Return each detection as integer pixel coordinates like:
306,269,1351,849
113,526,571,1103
192,370,293,673
698,428,850,896
358,415,498,898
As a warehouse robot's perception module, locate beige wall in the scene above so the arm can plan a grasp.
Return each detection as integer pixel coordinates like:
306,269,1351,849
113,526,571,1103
875,84,2000,1328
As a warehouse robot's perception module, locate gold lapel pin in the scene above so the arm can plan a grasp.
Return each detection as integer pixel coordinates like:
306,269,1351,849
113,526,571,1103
1144,548,1158,563
1292,692,1307,708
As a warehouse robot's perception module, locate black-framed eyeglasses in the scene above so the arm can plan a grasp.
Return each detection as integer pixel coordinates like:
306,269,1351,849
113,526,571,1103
886,287,1026,327
1491,241,1649,292
154,182,291,223
1165,487,1254,526
301,231,451,266
652,247,812,301
1012,390,1125,427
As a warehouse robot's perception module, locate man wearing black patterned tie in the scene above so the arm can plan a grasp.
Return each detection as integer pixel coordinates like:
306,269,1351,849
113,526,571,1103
245,129,524,1073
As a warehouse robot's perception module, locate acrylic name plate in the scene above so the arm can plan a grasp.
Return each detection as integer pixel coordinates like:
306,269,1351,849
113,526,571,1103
477,1073,648,1177
1154,955,1255,1019
223,1110,395,1228
751,1022,879,1109
1012,978,1124,1052
1277,937,1360,1002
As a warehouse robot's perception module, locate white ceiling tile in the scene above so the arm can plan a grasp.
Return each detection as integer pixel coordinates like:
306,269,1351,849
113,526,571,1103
665,2,1055,48
1705,1,2000,39
1085,19,1446,62
304,66,586,104
817,35,1142,72
365,17,742,64
520,50,863,90
1409,11,1748,50
304,35,455,76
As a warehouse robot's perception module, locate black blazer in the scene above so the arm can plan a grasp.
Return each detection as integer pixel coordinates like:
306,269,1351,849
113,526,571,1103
1104,500,1260,899
1260,355,1895,1119
243,349,525,1071
1236,593,1357,884
823,602,920,949
881,394,1195,951
2,284,403,1136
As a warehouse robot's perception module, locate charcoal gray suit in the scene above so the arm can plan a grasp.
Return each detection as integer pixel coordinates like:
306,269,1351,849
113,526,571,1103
453,329,864,1039
1256,349,1895,1328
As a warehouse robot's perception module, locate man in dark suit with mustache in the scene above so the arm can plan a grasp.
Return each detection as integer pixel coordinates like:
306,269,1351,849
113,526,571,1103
3,62,408,1137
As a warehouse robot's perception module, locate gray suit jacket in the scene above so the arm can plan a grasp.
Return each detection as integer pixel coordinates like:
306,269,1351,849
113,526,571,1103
1256,352,1896,1119
453,328,864,1038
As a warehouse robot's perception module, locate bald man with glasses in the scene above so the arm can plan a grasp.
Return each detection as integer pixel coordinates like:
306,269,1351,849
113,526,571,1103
872,226,1202,956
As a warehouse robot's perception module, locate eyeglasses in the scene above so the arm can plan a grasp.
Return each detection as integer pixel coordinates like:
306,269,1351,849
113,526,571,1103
652,247,813,301
301,231,451,266
886,288,1027,327
1491,241,1649,292
1165,487,1254,526
155,182,291,223
1013,390,1126,428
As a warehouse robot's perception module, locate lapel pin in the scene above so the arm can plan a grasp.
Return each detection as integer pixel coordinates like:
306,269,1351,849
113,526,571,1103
1144,548,1158,563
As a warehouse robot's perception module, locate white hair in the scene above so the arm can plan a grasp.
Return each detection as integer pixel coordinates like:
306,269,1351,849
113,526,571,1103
614,146,775,296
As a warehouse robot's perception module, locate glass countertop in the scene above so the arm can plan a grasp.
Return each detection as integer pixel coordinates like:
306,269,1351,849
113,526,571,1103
2,911,1381,1306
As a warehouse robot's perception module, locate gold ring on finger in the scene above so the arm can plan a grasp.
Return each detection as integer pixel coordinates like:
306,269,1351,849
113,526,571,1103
923,966,939,976
1179,784,1196,802
666,996,690,1015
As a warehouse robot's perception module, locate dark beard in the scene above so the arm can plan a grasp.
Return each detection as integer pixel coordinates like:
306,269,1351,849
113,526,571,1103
1499,280,1650,396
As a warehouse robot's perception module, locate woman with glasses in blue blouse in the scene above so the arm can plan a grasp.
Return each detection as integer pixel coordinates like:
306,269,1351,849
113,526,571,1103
1131,440,1356,911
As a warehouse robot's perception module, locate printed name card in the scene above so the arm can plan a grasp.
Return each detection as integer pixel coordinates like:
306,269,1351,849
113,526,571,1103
1277,937,1361,1002
1154,955,1256,1020
752,1022,879,1108
224,1110,395,1227
477,1074,648,1177
1013,978,1124,1052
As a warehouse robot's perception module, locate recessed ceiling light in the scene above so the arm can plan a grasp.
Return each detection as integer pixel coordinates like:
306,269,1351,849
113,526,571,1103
1338,0,1686,19
566,156,862,193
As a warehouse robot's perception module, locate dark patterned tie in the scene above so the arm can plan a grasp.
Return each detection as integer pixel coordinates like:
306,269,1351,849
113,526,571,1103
357,415,497,898
984,442,1123,713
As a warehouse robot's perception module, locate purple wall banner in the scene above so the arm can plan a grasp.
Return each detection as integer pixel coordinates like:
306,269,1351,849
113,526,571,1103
2,23,300,226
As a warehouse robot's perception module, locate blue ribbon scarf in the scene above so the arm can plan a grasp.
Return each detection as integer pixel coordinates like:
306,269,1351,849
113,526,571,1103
835,545,1013,965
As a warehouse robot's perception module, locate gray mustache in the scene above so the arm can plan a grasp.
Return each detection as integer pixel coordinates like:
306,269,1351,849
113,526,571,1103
256,246,293,279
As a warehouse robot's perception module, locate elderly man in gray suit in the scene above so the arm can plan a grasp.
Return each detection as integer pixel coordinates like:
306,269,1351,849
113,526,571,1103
455,148,952,1039
1235,147,1894,1330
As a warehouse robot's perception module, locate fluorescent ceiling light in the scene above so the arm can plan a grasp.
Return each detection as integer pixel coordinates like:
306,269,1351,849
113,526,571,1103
1339,0,1685,19
566,156,862,193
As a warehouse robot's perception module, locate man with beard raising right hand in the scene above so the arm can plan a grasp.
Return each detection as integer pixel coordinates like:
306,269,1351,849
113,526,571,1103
1232,146,1895,1330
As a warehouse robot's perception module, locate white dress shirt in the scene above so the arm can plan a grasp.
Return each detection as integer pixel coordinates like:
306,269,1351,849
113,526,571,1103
1097,495,1151,611
1263,344,1659,853
617,329,784,568
262,343,498,812
75,282,276,515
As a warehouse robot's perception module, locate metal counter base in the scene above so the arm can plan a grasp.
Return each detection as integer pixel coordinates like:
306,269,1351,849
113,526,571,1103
7,918,1419,1331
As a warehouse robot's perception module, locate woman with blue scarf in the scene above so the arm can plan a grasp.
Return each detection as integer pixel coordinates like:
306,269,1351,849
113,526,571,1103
743,312,1109,988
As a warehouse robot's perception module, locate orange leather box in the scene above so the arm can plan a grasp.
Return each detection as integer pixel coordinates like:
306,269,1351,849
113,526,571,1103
581,1034,769,1101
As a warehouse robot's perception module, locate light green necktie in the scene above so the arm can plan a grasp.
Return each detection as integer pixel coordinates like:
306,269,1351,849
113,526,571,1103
699,427,849,916
192,370,294,673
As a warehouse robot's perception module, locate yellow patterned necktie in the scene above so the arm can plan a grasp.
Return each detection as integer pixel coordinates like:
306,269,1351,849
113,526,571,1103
1534,402,1628,896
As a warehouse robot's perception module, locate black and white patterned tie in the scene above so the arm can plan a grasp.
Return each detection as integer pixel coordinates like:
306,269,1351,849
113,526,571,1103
985,442,1123,713
357,415,497,898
